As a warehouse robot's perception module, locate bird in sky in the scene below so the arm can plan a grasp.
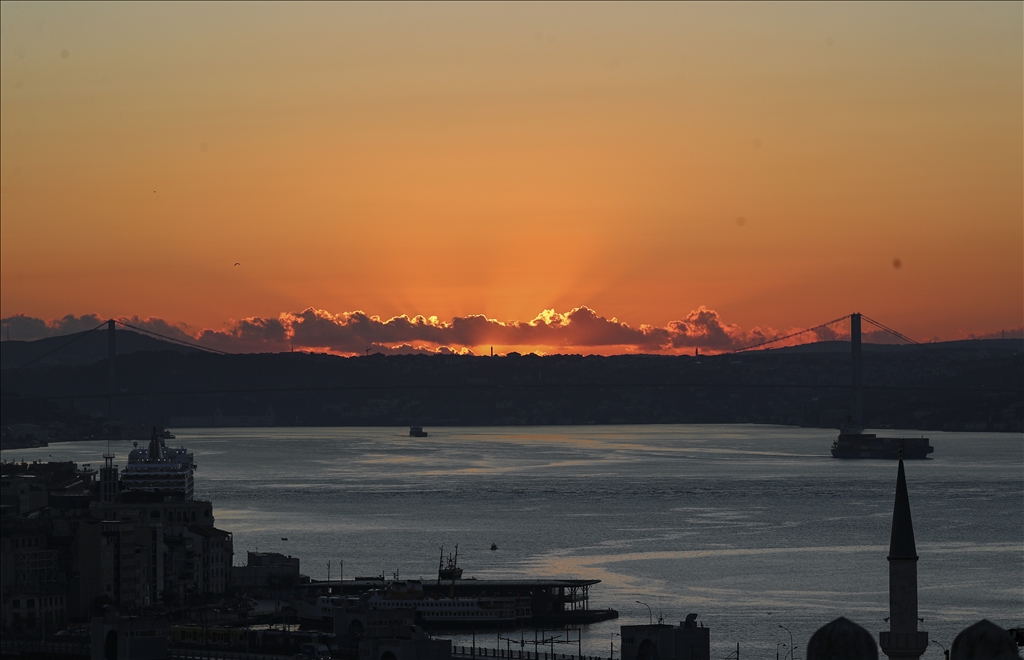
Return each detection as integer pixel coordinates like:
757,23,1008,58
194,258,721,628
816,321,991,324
234,262,241,266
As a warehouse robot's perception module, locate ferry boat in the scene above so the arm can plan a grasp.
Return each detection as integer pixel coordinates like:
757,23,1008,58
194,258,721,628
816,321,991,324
120,427,196,498
311,585,531,629
366,582,531,628
831,432,933,459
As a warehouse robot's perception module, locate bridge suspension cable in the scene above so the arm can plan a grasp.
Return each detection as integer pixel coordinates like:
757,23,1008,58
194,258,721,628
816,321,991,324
10,321,109,371
860,314,955,361
726,314,851,354
115,320,228,355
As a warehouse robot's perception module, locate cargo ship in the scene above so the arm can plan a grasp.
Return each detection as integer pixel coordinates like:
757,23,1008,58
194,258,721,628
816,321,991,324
831,313,935,460
831,433,933,459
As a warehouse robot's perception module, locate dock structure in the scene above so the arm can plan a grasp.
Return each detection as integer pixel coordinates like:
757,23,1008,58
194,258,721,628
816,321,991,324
310,578,617,627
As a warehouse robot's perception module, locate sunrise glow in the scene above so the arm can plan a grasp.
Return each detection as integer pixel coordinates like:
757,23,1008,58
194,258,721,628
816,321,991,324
2,2,1021,353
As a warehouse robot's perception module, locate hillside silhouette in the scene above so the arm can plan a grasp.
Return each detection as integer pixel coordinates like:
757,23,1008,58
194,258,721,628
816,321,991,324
1,331,1020,433
0,328,200,369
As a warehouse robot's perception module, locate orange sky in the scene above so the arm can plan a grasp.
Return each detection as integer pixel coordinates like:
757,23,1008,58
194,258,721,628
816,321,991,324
1,2,1021,353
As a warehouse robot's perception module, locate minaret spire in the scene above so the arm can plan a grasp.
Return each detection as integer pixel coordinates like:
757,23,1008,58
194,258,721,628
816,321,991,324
879,456,928,660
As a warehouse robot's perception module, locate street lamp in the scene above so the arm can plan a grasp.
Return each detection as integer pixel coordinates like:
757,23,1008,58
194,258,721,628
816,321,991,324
611,632,620,660
777,643,786,660
635,601,653,626
779,625,793,660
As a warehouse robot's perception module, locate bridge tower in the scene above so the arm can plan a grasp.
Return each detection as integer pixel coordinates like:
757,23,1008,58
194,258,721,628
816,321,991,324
107,319,116,420
850,312,863,432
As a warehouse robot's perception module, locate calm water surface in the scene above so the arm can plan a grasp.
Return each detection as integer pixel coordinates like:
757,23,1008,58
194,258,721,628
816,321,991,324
6,425,1021,659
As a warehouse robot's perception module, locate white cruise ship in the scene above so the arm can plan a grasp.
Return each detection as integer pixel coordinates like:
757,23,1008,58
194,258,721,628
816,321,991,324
120,428,196,498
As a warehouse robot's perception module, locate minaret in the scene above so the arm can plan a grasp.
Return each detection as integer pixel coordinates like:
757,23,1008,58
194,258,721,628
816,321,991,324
879,453,928,659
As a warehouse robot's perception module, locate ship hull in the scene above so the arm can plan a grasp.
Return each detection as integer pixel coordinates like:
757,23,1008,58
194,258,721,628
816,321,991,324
831,434,933,460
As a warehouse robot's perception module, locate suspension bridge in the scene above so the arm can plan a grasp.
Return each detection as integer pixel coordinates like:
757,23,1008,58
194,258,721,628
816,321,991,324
0,313,1020,431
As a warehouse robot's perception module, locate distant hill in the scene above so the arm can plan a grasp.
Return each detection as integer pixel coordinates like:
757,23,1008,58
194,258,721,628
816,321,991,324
770,338,1024,354
1,337,1020,433
0,327,199,369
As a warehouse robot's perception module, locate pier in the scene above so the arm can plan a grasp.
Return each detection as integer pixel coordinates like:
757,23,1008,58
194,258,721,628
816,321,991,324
309,578,619,627
451,646,610,660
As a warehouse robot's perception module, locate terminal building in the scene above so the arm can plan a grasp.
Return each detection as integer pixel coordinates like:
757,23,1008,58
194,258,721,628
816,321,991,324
620,613,710,660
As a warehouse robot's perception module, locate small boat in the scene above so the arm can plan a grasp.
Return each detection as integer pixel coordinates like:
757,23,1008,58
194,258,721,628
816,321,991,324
281,537,288,541
490,543,498,551
410,426,428,437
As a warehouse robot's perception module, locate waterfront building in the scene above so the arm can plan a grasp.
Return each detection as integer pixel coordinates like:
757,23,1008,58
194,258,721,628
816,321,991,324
358,608,453,660
0,452,231,633
232,551,303,589
90,609,169,660
0,516,65,631
620,614,710,660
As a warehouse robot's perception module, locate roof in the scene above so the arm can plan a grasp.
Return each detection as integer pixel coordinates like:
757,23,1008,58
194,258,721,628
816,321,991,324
888,458,918,560
309,578,600,590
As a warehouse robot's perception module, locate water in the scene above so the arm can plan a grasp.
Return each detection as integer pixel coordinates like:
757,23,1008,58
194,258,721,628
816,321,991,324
5,425,1021,659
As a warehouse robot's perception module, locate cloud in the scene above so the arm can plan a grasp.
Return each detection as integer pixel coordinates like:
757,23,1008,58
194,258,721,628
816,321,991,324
11,306,993,356
195,317,290,353
0,313,106,340
268,306,675,354
116,316,199,343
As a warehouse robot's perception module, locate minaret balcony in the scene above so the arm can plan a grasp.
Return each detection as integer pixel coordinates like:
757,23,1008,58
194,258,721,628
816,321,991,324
880,631,928,656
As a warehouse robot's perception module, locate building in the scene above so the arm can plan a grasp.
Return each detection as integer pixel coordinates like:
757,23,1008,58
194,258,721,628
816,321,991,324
232,551,302,589
0,453,232,633
358,608,453,660
90,609,169,660
620,614,711,660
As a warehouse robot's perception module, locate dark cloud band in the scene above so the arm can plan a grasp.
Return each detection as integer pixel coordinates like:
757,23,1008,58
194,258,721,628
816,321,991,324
5,308,1017,356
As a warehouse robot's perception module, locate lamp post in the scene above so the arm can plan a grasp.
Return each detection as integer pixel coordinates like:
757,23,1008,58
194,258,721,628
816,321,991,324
635,601,653,626
777,643,786,660
778,625,793,660
611,632,619,660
